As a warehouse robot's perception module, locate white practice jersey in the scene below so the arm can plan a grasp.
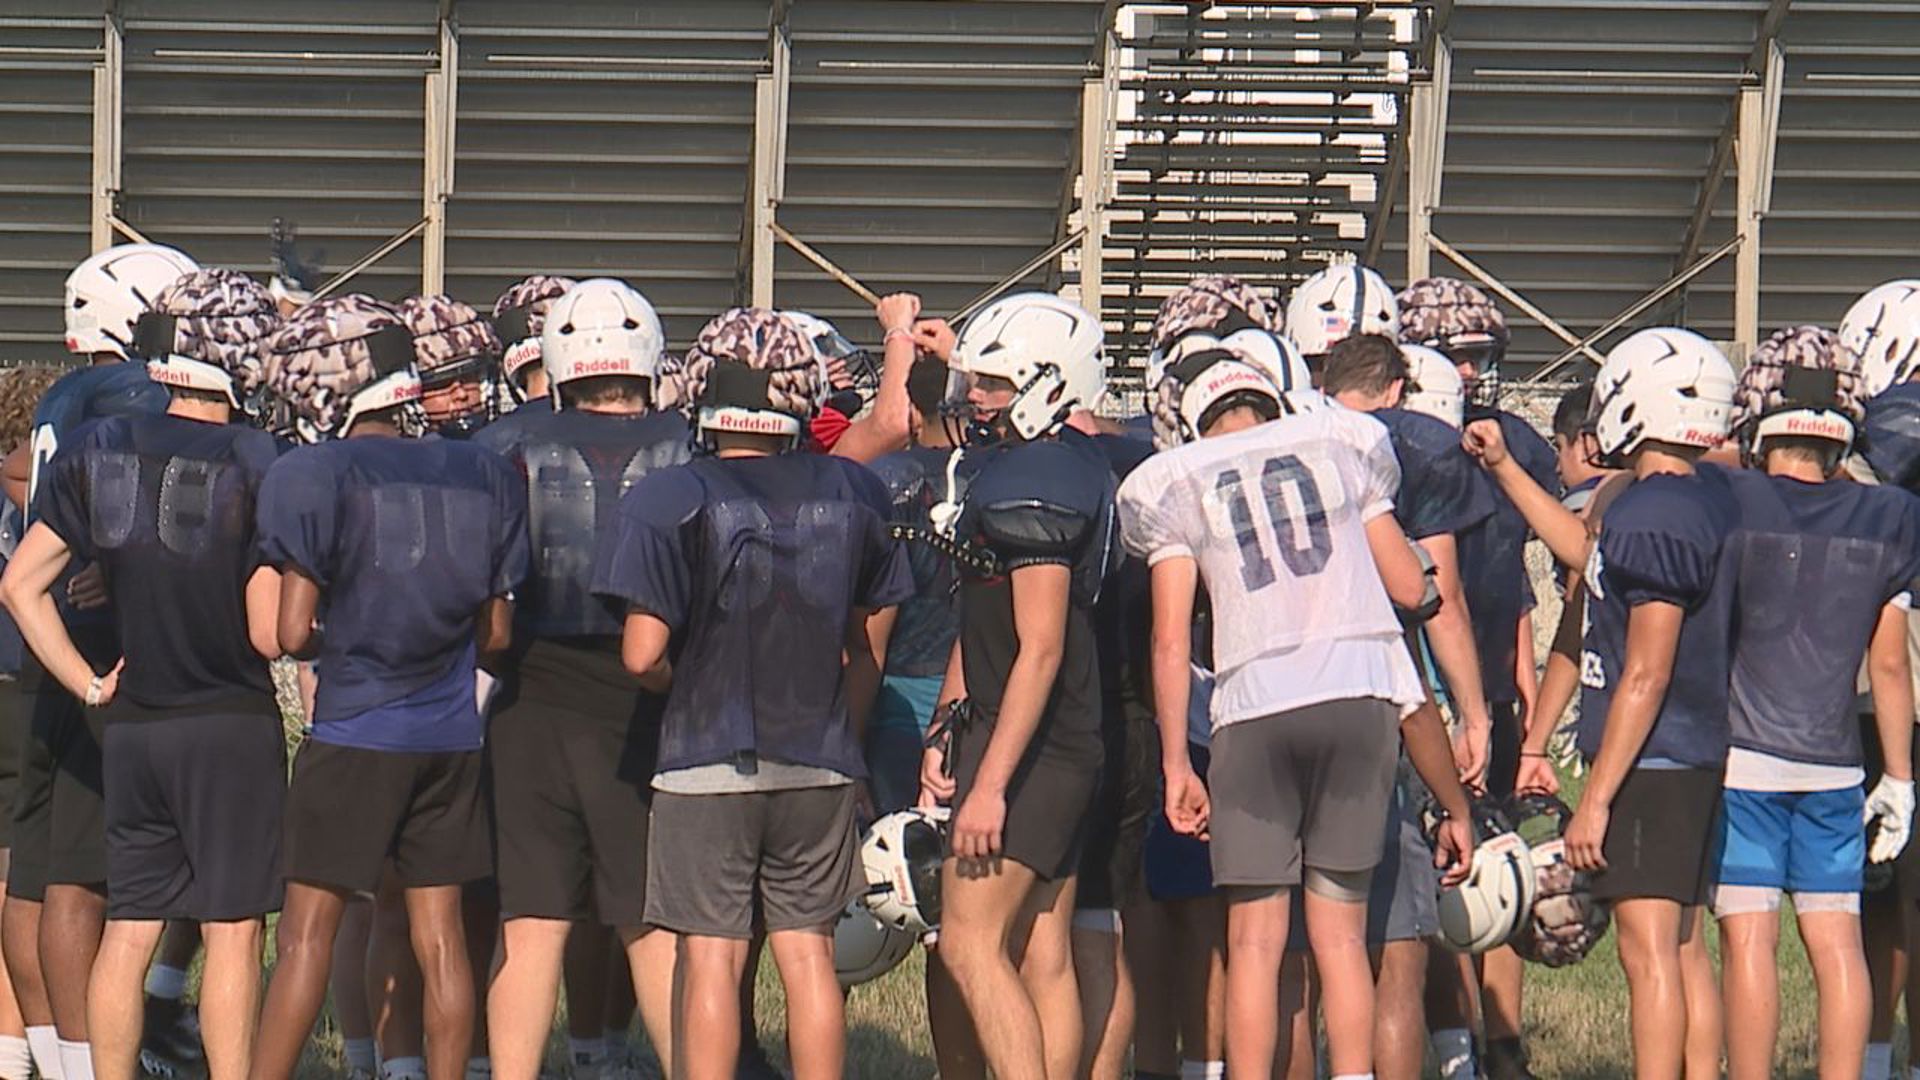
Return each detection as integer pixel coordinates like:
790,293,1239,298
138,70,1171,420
1118,396,1421,727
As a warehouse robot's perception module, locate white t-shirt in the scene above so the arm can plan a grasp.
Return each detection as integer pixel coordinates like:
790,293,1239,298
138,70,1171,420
1118,396,1424,732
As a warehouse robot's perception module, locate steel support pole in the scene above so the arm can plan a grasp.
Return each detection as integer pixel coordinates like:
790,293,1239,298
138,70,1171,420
1524,234,1743,385
1405,36,1450,282
1076,74,1107,317
748,29,790,308
1429,233,1607,366
1733,42,1782,362
90,13,123,252
421,18,457,295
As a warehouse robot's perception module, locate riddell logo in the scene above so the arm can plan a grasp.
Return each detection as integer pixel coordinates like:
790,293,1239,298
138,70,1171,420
147,365,196,388
571,357,632,376
1202,369,1264,396
1780,415,1848,438
1678,427,1724,446
711,409,792,434
502,340,539,369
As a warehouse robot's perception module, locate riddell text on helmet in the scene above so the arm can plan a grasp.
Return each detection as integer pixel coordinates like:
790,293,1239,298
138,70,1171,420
571,356,636,376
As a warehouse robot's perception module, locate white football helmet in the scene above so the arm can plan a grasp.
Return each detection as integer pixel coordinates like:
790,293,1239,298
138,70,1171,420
861,807,949,937
64,244,200,358
952,292,1105,440
833,903,917,988
1437,818,1538,955
1591,328,1736,466
540,278,665,402
1285,263,1398,358
1151,347,1282,448
1841,280,1920,399
1400,344,1466,429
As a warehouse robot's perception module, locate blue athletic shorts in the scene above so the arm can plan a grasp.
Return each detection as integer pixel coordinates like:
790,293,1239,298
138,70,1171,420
1717,786,1865,895
1144,742,1214,902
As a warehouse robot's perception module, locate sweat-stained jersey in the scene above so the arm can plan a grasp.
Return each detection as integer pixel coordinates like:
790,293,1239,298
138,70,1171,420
256,435,529,751
37,413,280,717
1460,408,1560,704
1374,407,1496,541
954,428,1116,770
592,452,914,780
1117,396,1422,730
1578,464,1739,769
1723,470,1920,767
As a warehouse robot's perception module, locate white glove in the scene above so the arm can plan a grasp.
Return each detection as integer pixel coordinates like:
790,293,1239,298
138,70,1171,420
1864,776,1916,865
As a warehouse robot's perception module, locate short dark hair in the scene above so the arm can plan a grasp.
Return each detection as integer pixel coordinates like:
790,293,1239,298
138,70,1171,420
1318,334,1408,398
907,358,949,419
557,373,648,410
1552,383,1594,443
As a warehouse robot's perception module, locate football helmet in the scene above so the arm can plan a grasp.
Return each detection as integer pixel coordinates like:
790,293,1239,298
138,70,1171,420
491,274,579,399
263,294,420,444
1507,794,1609,968
951,291,1105,442
861,807,950,937
680,307,822,445
1434,800,1537,955
1147,273,1284,356
1731,324,1866,465
786,310,879,406
64,244,201,359
130,268,282,411
1590,328,1736,467
1284,262,1398,359
267,218,321,311
1148,345,1281,450
399,294,502,436
1150,327,1310,400
1399,343,1466,430
541,278,665,405
833,903,917,988
1840,280,1920,399
1397,277,1510,408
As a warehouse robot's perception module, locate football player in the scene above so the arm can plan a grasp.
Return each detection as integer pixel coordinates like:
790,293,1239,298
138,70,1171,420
398,296,503,439
1283,263,1400,373
592,307,911,1080
1119,339,1470,1080
1,243,196,1080
1465,327,1740,1080
250,295,528,1080
0,269,285,1080
788,308,917,463
488,275,578,412
1319,334,1496,1080
1399,276,1557,1080
1841,279,1920,1080
911,292,1113,1080
474,278,687,1080
1712,327,1920,1080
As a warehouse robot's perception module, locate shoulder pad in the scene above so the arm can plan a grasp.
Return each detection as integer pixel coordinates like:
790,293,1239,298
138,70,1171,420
977,499,1094,565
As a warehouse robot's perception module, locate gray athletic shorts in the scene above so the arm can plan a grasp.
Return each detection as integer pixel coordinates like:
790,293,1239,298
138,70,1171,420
1209,698,1399,890
643,785,861,939
1366,765,1440,944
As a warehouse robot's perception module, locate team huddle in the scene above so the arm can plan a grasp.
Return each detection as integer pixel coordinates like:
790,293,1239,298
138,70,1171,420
0,236,1916,1080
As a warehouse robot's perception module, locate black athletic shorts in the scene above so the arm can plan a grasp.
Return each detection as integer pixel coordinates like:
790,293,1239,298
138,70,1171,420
47,682,106,889
1589,766,1723,906
103,712,285,920
1486,699,1521,801
285,741,491,894
1075,685,1158,912
8,675,57,901
949,711,1098,882
645,785,860,939
0,678,25,851
491,688,658,924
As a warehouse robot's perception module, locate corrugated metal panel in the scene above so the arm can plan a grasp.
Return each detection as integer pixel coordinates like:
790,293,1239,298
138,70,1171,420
779,0,1106,334
0,9,100,359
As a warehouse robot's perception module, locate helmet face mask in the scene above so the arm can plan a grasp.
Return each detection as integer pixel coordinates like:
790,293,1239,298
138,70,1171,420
861,808,949,938
952,292,1105,443
1433,799,1538,955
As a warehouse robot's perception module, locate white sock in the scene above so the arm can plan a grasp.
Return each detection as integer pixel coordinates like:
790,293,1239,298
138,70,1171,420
24,1028,60,1080
1865,1042,1893,1080
1433,1028,1476,1080
1180,1062,1226,1080
144,963,189,1001
55,1040,92,1080
0,1034,32,1080
343,1037,377,1073
380,1056,427,1080
569,1036,607,1066
1330,1074,1376,1080
464,1057,491,1080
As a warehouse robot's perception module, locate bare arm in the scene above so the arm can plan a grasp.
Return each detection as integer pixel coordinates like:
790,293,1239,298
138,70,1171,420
1401,699,1475,885
918,636,967,805
830,293,921,464
0,522,94,699
1148,557,1211,837
1869,601,1914,783
620,611,673,693
2,444,27,512
1415,532,1492,784
276,568,323,661
1364,513,1432,611
1565,600,1684,870
865,605,899,676
1514,607,1541,742
843,608,884,743
245,566,283,660
475,596,513,664
1462,419,1589,570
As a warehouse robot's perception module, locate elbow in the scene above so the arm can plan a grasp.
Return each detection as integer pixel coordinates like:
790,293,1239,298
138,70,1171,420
250,626,282,662
1618,666,1671,706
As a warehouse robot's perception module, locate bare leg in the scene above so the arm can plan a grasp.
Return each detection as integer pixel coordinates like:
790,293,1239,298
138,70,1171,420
1119,898,1176,1076
1303,887,1372,1077
1718,910,1780,1080
562,922,609,1053
249,882,349,1080
1371,940,1429,1080
198,919,265,1080
1614,897,1688,1080
402,885,474,1080
1275,952,1315,1080
764,927,841,1080
1678,907,1722,1080
1223,888,1289,1080
1009,879,1078,1080
82,920,162,1080
618,927,673,1073
1070,918,1131,1080
370,876,424,1067
675,935,747,1080
937,858,1049,1080
461,883,497,1067
1798,910,1870,1080
2,894,48,1034
486,918,567,1080
924,948,984,1080
329,899,374,1060
1862,895,1906,1047
41,884,105,1041
1172,895,1227,1069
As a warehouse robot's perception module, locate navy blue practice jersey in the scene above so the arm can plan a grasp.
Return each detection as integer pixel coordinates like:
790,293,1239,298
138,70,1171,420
38,413,279,714
592,451,914,778
1375,408,1496,542
255,435,529,732
956,428,1117,769
867,443,972,680
1459,408,1560,703
1578,464,1739,768
1723,470,1920,767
